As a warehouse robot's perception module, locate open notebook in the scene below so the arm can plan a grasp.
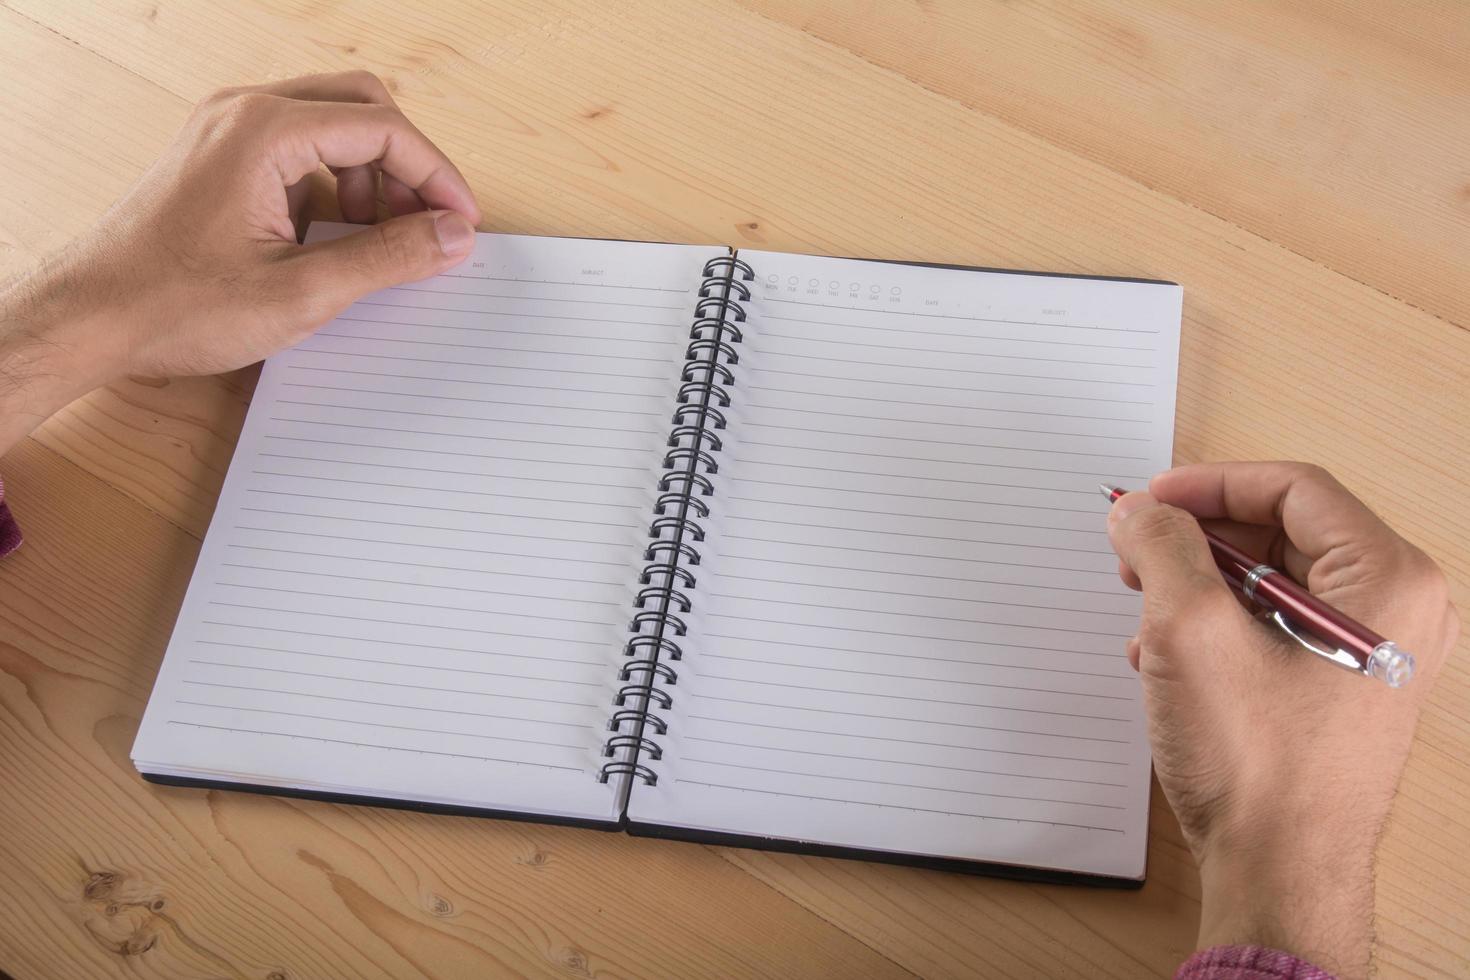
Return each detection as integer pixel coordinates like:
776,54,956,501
132,222,1181,885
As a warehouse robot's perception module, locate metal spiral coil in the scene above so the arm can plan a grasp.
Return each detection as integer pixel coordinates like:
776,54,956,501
653,491,709,518
671,404,728,431
598,253,753,787
598,761,660,784
634,585,691,612
638,564,694,589
603,735,664,760
677,380,731,408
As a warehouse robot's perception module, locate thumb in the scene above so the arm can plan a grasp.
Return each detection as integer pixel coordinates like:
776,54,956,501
291,209,476,312
1108,491,1243,655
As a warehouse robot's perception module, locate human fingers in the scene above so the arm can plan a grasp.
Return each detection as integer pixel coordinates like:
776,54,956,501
282,209,475,317
1107,491,1253,677
223,69,399,107
1149,462,1401,564
262,98,480,223
334,163,380,223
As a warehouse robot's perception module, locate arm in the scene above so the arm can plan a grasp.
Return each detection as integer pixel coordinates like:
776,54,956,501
0,70,480,460
1108,462,1459,979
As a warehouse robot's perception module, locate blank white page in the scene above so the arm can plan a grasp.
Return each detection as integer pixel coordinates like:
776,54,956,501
628,250,1180,878
133,224,727,823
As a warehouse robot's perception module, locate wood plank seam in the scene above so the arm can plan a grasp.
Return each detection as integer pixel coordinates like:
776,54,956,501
729,3,1470,338
1,5,183,109
708,846,927,979
19,429,207,546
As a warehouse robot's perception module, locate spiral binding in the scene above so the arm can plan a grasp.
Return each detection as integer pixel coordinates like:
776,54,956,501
598,254,755,786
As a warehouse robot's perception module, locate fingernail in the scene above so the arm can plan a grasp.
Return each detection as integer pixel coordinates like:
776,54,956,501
1109,491,1158,526
434,211,475,257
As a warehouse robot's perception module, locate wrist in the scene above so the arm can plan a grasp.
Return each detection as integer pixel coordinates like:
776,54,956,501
0,253,127,454
1196,815,1376,979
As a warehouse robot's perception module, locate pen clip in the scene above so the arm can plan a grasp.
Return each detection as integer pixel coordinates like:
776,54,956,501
1268,610,1365,675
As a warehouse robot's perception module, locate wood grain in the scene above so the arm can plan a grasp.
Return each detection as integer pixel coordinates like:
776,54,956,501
733,0,1470,330
1,1,1466,977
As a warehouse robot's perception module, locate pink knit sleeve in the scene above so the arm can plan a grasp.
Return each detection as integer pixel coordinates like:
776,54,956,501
0,474,22,558
1176,945,1336,980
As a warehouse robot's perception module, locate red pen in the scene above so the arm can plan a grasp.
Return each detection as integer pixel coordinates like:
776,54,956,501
1101,484,1414,688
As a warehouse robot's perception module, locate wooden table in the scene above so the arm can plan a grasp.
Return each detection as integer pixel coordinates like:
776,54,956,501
1,3,1466,977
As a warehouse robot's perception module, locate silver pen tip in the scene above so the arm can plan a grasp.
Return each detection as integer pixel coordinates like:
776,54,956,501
1099,483,1121,498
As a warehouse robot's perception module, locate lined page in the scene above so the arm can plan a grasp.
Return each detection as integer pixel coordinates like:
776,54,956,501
629,250,1180,878
132,224,727,823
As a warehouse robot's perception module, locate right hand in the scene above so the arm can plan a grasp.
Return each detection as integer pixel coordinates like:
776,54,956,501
1107,462,1458,978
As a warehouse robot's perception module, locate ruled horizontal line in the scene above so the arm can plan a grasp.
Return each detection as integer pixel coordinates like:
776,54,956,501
263,435,649,471
175,701,590,750
323,332,671,363
275,399,657,436
251,471,643,511
727,477,1102,513
336,315,679,346
238,507,633,549
760,296,1159,334
257,452,644,490
685,713,1130,763
357,299,673,327
181,679,595,727
211,582,615,626
716,568,1126,601
754,369,1154,405
749,347,1155,387
726,495,1107,535
679,756,1125,810
760,313,1156,350
735,442,1150,481
244,489,637,531
285,364,666,398
198,621,606,663
722,534,1112,578
738,423,1148,460
196,634,601,673
730,454,1143,486
165,720,585,771
204,603,611,646
704,608,1129,643
186,659,600,707
741,403,1149,441
720,514,1114,554
692,695,1132,746
219,563,623,609
710,581,1133,621
437,273,685,292
701,633,1129,675
694,673,1131,721
757,331,1152,367
291,347,666,380
231,526,626,567
281,383,663,417
717,552,1105,581
671,779,1123,832
700,653,1133,700
268,417,652,454
194,640,602,685
746,384,1151,422
226,544,624,586
680,734,1125,787
389,285,683,310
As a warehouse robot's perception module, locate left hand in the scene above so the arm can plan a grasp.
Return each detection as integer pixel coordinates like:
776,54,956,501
0,71,480,453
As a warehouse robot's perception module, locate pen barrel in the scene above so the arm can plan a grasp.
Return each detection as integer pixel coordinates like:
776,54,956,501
1206,535,1261,591
1250,573,1383,666
1205,535,1385,667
